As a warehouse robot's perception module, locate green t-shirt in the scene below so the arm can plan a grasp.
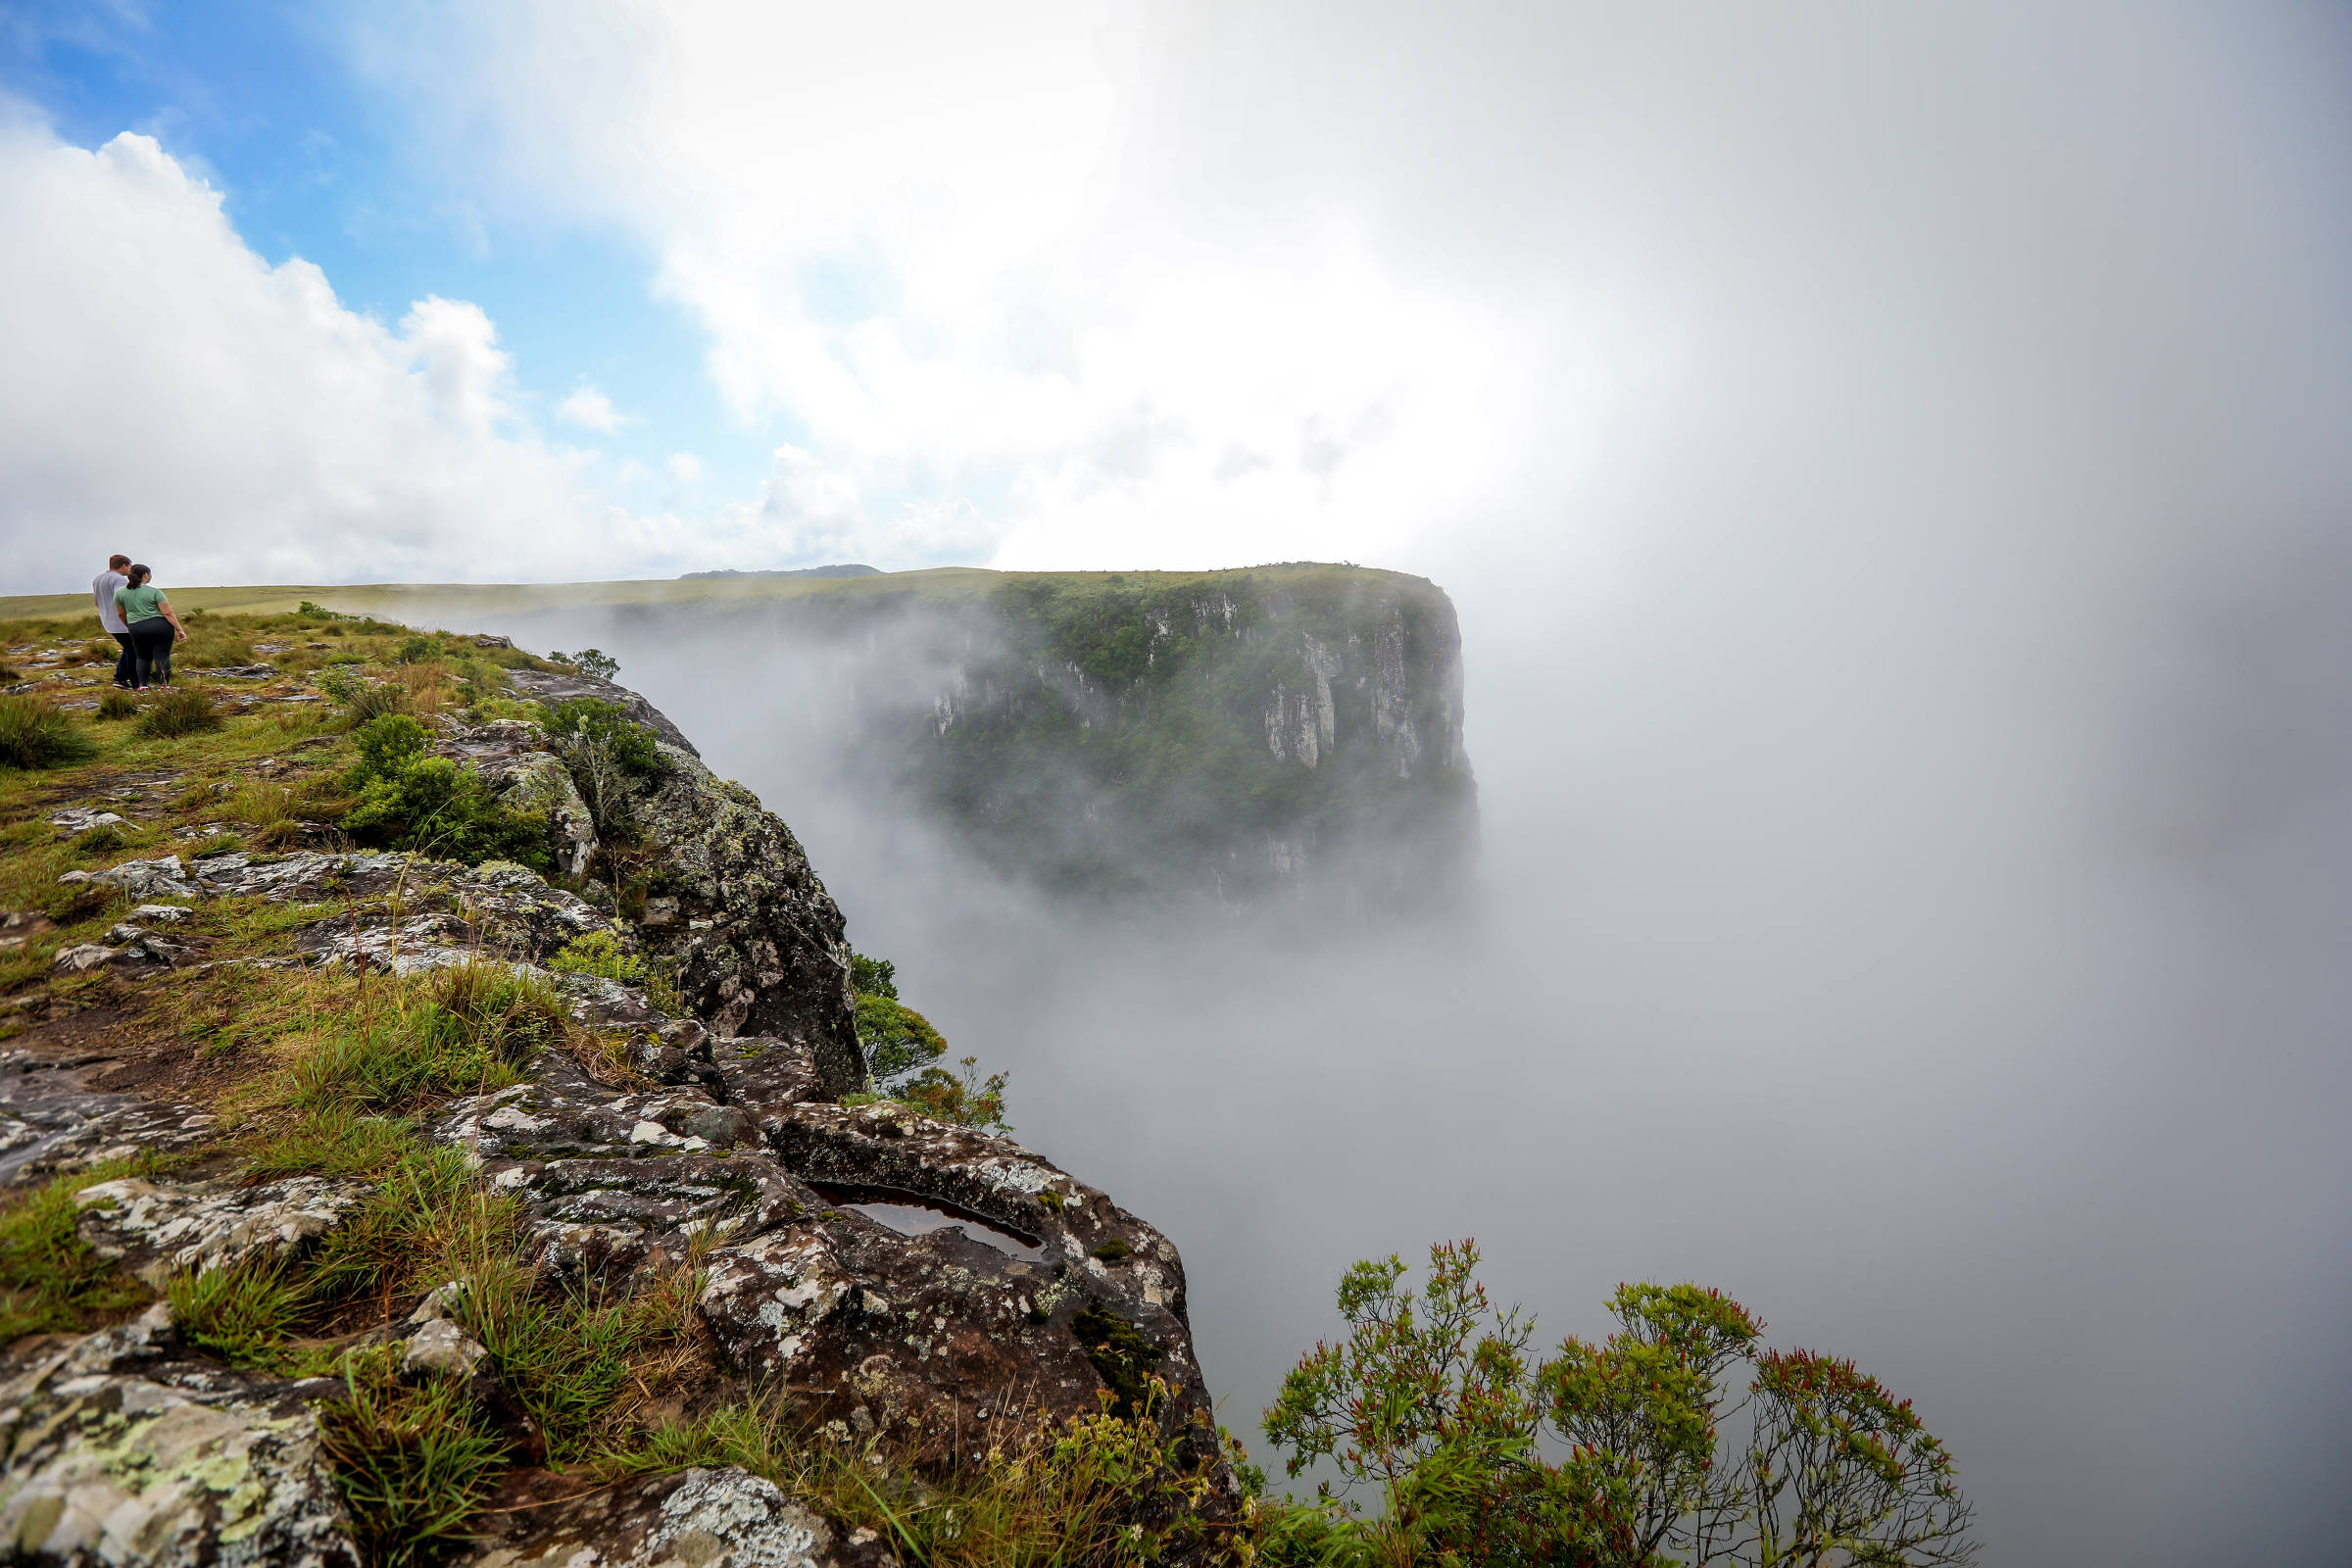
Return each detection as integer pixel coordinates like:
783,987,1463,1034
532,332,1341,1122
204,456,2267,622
115,584,167,623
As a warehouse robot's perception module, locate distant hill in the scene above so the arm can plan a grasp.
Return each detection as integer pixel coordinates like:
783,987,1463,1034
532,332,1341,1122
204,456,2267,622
678,564,880,580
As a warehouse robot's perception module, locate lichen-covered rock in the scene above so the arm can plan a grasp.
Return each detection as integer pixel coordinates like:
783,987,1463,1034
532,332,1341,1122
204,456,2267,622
453,1466,893,1568
74,1175,362,1289
402,1318,487,1379
506,669,701,757
0,1311,358,1568
433,719,600,877
63,855,197,899
431,1034,1217,1452
0,1059,220,1187
626,746,862,1095
48,809,127,835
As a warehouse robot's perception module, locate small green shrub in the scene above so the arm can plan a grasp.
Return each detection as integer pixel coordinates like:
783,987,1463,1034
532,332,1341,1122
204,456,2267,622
549,929,644,984
318,667,410,723
857,993,947,1087
96,688,138,720
900,1054,1011,1131
1263,1245,1980,1568
0,696,98,769
851,952,898,999
136,688,222,739
338,716,546,866
396,635,439,664
571,648,619,680
348,712,430,784
543,698,660,776
341,758,549,867
544,698,662,838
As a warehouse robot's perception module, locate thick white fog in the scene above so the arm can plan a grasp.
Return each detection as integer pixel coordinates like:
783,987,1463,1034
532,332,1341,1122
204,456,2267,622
368,5,2352,1563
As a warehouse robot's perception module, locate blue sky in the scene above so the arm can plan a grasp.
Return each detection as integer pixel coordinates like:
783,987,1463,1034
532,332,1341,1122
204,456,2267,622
6,0,771,511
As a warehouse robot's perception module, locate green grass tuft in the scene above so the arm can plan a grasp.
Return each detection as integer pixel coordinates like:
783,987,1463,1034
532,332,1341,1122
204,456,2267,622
0,696,98,770
318,1350,512,1568
170,1256,312,1366
137,687,223,739
0,1156,171,1338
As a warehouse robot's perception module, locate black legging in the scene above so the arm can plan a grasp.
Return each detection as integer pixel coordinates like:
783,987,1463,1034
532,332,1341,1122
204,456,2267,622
125,619,173,687
110,631,136,687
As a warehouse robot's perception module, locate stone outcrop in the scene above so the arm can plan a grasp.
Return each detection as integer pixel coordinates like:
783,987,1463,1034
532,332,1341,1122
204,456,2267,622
0,1308,359,1568
626,749,862,1095
0,671,1231,1564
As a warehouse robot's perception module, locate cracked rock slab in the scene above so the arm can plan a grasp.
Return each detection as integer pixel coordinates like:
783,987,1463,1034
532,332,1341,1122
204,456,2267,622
74,1175,362,1289
453,1466,893,1568
0,1316,358,1568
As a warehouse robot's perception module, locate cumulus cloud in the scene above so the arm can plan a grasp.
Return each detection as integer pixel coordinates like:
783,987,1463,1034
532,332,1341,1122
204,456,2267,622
555,383,630,433
348,2,1547,572
665,451,701,484
0,117,618,589
0,111,876,589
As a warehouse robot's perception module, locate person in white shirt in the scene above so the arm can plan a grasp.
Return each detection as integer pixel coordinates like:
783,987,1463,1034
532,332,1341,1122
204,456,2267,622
92,553,133,689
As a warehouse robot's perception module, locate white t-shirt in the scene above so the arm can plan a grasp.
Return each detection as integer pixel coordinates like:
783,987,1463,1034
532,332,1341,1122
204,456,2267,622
93,570,128,633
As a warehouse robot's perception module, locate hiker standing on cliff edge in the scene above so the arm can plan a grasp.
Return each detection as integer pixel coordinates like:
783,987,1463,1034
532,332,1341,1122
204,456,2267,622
115,564,186,690
92,553,134,689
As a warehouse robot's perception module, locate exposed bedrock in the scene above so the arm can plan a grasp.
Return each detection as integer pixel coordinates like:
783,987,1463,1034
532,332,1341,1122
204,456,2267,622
0,672,1230,1564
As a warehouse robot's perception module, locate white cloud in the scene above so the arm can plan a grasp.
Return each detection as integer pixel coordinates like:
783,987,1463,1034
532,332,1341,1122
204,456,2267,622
0,119,612,589
716,444,1001,570
351,2,1557,573
0,113,860,589
666,452,701,484
556,383,629,433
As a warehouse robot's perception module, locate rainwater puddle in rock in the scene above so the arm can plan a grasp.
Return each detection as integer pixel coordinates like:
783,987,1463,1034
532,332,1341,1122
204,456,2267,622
837,1198,1045,1263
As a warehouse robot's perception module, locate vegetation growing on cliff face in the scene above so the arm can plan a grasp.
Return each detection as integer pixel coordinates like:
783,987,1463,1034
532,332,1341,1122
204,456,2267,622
851,946,1013,1128
1261,1241,1978,1567
895,568,1475,904
338,710,550,869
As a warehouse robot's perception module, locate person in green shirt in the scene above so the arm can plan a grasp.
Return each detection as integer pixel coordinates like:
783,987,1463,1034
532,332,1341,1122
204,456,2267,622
114,564,187,689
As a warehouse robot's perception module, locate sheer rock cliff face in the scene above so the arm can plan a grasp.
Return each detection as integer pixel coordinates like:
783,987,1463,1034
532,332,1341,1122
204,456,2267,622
0,680,1230,1567
738,565,1479,911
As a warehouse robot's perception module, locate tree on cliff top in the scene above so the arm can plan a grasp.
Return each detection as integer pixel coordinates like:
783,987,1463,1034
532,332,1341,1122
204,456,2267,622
1265,1241,1976,1567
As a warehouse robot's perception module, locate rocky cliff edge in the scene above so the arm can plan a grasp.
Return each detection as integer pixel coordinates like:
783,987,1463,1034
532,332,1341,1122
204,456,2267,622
0,651,1238,1566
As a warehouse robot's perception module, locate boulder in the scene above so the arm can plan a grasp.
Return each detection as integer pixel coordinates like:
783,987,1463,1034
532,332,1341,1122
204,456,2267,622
507,668,700,757
48,808,128,835
0,1312,358,1568
402,1318,488,1379
627,746,863,1095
